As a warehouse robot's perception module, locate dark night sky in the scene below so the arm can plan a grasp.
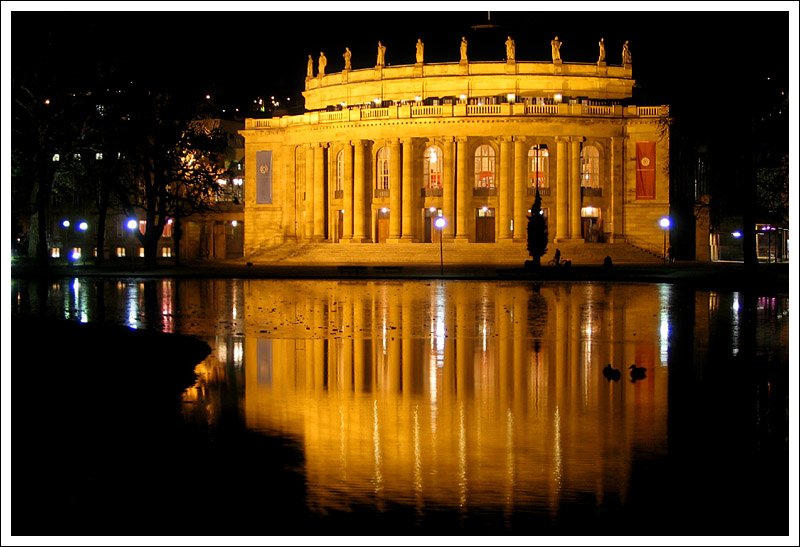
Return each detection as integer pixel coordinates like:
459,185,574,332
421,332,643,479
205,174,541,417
10,5,792,116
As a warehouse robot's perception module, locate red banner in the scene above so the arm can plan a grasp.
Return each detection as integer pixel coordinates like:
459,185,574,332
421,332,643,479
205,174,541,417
636,142,656,199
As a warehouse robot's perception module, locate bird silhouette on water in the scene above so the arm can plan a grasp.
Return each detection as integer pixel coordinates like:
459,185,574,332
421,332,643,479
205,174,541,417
602,364,621,381
629,364,647,382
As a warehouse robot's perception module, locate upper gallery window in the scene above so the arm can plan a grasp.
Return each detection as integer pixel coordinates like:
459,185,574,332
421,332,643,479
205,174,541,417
528,146,550,189
581,145,600,188
424,146,443,189
473,145,496,189
376,147,390,190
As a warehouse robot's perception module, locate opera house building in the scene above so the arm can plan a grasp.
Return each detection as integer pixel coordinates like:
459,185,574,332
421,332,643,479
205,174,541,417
240,39,669,264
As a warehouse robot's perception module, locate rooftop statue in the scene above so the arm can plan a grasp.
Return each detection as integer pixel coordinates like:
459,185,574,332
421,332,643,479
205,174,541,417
622,40,632,64
460,36,468,62
307,55,314,78
343,47,352,71
598,38,606,63
377,41,386,67
551,36,562,62
318,51,327,76
505,36,515,61
416,38,424,64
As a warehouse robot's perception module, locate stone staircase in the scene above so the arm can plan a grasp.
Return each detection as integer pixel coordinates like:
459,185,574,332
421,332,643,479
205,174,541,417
246,240,664,266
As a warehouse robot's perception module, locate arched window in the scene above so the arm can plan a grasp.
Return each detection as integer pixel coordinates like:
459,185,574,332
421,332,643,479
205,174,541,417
528,146,550,189
473,144,495,189
335,150,344,192
424,146,443,190
581,145,600,188
376,147,390,190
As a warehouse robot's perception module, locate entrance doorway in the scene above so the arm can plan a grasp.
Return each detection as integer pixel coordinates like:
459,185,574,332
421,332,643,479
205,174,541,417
580,207,603,242
475,207,495,243
376,209,390,243
423,208,443,243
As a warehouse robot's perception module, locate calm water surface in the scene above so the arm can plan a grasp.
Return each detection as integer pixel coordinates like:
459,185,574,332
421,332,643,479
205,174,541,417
11,278,789,535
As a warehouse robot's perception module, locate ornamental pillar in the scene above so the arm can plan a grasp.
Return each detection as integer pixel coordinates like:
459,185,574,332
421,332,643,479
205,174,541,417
455,137,469,240
442,138,455,239
342,141,353,240
353,140,367,241
401,138,415,240
498,136,512,239
304,144,315,240
313,143,326,240
389,139,401,240
555,137,569,240
570,137,584,241
513,137,526,241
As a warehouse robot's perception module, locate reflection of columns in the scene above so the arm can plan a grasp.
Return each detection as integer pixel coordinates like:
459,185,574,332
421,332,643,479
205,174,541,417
342,142,354,240
499,136,512,239
388,295,401,392
313,143,326,240
513,138,526,241
401,289,414,394
512,289,526,409
401,138,414,240
455,286,472,397
442,138,455,239
455,137,469,240
498,289,511,406
305,145,315,240
353,299,366,391
342,294,353,391
314,304,326,392
570,137,584,240
353,140,367,241
555,138,568,239
555,288,568,406
569,287,581,409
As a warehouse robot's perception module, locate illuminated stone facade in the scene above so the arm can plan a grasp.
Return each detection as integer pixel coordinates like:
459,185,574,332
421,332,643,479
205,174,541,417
241,52,669,262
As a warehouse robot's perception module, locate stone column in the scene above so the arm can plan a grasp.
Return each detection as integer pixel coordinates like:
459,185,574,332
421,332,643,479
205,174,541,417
442,138,455,239
610,136,624,243
304,144,315,240
555,137,568,240
513,137,526,241
401,138,414,240
499,136,512,239
313,143,326,240
455,137,469,240
389,139,401,240
353,140,367,242
570,137,584,241
342,141,354,240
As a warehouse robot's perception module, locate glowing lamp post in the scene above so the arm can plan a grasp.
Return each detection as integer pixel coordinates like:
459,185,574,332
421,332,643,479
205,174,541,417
659,217,671,263
76,221,88,264
434,216,446,276
127,219,138,264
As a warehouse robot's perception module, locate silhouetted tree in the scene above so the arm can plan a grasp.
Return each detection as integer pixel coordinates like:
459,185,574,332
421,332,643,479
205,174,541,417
119,89,227,266
526,189,548,267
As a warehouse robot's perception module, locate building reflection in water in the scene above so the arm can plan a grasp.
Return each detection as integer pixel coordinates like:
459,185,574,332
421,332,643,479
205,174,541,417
225,280,671,518
10,277,788,525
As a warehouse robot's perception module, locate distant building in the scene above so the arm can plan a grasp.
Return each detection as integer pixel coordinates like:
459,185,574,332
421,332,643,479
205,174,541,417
240,43,670,262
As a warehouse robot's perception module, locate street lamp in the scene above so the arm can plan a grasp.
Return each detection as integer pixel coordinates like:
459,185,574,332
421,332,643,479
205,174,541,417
659,217,671,263
127,219,138,265
77,221,88,264
61,220,70,261
434,216,446,276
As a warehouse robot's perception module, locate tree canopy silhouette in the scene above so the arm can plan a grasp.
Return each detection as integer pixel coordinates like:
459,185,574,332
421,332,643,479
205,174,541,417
526,189,548,267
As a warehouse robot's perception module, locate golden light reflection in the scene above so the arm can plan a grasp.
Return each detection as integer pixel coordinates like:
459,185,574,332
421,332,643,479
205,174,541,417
229,281,669,515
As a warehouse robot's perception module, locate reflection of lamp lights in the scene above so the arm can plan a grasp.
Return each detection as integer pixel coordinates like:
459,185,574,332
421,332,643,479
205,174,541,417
434,216,446,276
659,217,671,263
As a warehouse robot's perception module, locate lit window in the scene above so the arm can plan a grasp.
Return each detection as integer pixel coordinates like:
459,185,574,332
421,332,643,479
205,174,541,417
473,145,496,189
116,247,126,258
138,220,146,235
52,154,60,162
138,247,145,257
581,145,600,188
162,220,173,238
528,146,550,189
51,248,61,258
376,147,390,190
96,152,103,161
161,247,172,258
424,146,443,190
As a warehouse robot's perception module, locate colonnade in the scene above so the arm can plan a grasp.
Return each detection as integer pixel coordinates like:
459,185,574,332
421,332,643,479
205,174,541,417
295,134,602,243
